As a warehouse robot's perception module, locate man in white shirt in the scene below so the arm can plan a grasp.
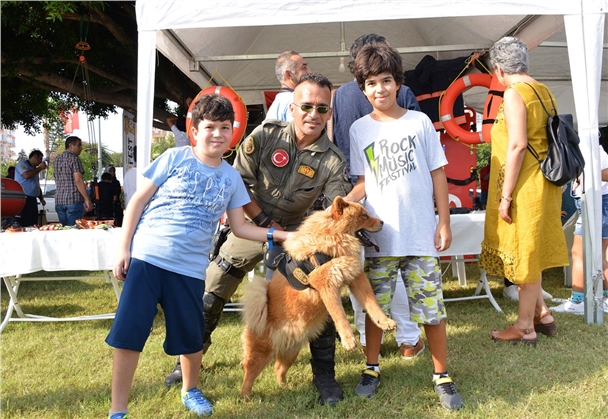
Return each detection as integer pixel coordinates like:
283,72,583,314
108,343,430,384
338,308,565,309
265,51,312,121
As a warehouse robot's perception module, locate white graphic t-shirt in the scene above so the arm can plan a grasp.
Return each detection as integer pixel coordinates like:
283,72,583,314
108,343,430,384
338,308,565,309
350,110,447,257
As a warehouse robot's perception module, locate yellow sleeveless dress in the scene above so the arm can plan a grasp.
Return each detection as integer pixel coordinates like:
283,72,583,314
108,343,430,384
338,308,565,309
479,82,568,284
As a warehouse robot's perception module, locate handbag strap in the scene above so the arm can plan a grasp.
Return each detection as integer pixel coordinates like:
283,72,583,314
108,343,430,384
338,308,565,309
520,82,557,162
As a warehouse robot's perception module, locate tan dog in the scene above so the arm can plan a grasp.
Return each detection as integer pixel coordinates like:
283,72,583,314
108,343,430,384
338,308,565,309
240,196,397,399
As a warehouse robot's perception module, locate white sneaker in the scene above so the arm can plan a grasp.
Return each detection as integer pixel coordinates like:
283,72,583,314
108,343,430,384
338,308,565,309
502,285,552,301
502,285,519,301
552,299,584,314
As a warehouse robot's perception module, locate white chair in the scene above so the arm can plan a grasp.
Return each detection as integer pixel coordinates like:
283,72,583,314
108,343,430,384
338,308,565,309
562,212,578,287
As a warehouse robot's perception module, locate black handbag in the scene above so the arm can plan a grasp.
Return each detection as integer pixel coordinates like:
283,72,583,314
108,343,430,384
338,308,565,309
524,82,585,187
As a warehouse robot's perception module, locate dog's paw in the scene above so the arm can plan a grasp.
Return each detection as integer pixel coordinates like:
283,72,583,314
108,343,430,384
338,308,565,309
340,334,358,351
377,318,398,331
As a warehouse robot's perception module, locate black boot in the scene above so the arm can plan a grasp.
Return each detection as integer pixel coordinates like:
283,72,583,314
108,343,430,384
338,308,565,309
309,319,344,406
164,356,182,387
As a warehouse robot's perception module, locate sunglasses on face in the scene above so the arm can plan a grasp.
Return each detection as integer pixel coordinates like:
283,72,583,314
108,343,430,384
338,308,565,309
293,103,330,114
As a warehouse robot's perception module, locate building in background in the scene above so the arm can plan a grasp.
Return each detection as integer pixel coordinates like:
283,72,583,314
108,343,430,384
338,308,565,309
0,128,16,162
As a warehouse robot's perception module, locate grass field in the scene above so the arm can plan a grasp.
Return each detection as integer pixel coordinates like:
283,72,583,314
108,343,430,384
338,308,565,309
1,265,607,418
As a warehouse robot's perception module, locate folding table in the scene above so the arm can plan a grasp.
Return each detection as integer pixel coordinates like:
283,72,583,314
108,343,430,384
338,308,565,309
0,228,123,332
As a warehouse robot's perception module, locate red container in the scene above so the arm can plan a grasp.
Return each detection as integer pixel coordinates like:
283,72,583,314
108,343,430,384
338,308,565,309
1,178,26,217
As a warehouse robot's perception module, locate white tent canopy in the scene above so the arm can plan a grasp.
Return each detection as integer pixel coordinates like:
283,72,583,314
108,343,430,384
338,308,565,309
135,0,607,322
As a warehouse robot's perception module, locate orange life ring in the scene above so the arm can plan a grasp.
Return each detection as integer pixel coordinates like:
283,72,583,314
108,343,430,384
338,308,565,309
186,86,248,149
1,178,26,217
481,74,505,143
439,73,492,144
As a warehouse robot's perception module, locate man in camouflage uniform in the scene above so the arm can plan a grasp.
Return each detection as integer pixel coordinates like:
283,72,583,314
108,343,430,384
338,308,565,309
165,73,352,406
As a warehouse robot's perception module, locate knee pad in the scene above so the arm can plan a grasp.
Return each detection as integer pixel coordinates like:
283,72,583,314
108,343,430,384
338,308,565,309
203,292,225,315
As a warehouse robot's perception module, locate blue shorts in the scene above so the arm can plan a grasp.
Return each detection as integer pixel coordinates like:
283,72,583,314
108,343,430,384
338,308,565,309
105,258,205,355
364,256,446,325
573,195,608,238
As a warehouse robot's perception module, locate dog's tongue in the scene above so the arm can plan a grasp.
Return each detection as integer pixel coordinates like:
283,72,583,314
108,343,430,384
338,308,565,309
355,229,380,252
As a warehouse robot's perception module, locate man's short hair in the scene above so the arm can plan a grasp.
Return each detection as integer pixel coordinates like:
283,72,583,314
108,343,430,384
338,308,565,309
295,73,333,93
354,43,404,91
275,51,300,84
65,135,82,149
29,150,43,159
176,116,186,132
190,94,235,128
348,34,387,74
101,172,112,181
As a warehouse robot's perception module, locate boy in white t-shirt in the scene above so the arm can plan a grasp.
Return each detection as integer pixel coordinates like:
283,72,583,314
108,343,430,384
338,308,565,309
346,42,463,411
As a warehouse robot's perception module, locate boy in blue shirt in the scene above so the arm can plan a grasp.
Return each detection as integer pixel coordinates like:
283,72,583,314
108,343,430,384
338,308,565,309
346,42,463,411
106,94,289,418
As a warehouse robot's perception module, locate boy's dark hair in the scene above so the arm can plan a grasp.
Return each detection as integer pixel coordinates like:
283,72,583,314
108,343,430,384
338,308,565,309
29,150,43,159
101,172,112,181
65,135,82,149
176,116,186,132
191,94,235,128
348,34,386,74
295,73,333,93
354,43,404,92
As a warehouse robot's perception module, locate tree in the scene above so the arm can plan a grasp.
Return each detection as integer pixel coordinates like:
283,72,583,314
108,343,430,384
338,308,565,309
1,1,200,136
151,133,175,161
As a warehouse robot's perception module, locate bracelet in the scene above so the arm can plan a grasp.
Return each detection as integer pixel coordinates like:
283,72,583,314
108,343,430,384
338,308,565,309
251,211,268,226
267,227,276,250
501,196,513,202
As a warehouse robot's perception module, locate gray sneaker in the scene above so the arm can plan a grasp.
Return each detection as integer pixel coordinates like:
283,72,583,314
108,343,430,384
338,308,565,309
433,376,464,411
354,368,380,399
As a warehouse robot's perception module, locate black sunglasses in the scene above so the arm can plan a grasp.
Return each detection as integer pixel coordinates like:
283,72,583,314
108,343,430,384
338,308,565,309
293,103,330,114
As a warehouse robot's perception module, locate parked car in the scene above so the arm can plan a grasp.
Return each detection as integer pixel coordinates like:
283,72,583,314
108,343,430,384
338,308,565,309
38,180,58,223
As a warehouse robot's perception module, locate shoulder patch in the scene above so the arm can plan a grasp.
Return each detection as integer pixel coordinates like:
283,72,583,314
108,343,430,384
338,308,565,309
243,136,255,154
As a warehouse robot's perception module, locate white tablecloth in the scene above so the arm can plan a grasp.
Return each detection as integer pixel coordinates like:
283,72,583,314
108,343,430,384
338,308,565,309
1,228,123,332
0,228,121,277
438,211,485,257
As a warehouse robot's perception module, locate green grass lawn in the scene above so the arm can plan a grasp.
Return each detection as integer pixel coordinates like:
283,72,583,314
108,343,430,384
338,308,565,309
1,265,607,418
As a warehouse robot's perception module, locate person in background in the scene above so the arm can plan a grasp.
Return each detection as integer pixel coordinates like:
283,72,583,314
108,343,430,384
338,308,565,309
54,136,93,226
6,166,16,179
97,172,116,219
167,116,191,147
332,33,424,360
265,51,312,121
480,37,568,346
552,146,608,314
14,150,46,227
479,162,490,209
105,166,124,227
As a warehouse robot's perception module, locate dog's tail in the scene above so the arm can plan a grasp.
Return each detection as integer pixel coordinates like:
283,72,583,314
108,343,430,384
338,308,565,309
241,276,269,336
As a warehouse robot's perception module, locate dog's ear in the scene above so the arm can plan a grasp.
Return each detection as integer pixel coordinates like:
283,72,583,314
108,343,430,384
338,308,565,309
332,196,348,218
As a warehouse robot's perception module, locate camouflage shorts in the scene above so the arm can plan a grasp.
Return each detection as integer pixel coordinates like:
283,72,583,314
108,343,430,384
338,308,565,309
364,256,446,325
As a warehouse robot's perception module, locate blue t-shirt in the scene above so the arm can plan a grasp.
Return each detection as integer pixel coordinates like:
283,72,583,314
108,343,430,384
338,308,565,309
15,159,41,197
131,147,250,280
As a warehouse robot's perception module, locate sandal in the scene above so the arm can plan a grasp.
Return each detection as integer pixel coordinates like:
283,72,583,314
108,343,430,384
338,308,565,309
534,310,557,337
491,325,537,346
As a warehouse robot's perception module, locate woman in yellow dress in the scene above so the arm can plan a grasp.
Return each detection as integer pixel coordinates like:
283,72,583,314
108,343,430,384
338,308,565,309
480,37,569,346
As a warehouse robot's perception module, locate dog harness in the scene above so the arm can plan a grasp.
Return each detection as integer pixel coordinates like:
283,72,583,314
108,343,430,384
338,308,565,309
277,252,332,291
